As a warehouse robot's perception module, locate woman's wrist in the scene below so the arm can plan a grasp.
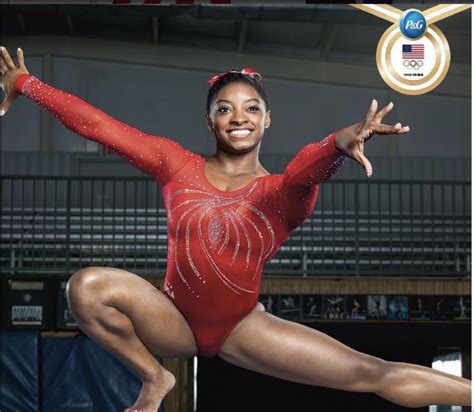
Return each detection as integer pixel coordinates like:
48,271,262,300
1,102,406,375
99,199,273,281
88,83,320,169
334,127,348,154
13,72,33,94
334,124,357,154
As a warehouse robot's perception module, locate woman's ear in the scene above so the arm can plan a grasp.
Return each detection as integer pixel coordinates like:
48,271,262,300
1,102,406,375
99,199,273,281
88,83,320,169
265,110,271,129
206,114,213,132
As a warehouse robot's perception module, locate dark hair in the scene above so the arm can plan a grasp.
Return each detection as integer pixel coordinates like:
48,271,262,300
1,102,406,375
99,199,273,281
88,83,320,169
206,72,269,114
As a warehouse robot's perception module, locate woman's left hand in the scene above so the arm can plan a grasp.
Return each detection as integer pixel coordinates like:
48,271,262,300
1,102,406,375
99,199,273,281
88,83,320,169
334,100,410,177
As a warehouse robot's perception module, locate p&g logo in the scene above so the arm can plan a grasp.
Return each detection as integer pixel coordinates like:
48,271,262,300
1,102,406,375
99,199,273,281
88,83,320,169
400,10,426,39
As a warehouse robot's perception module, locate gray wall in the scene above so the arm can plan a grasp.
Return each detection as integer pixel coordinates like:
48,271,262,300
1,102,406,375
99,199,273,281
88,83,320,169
2,57,43,152
3,55,471,157
2,54,471,157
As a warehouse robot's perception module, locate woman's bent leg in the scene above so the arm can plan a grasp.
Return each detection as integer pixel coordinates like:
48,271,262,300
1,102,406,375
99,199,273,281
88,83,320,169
67,266,198,412
219,308,471,408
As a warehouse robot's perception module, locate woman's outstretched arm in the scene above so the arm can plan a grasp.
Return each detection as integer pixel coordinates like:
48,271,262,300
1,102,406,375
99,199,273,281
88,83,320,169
1,46,194,186
282,133,346,230
282,100,410,230
283,132,346,188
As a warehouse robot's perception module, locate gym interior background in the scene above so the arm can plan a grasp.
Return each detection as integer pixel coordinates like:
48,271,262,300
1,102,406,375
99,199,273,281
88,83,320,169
1,3,471,412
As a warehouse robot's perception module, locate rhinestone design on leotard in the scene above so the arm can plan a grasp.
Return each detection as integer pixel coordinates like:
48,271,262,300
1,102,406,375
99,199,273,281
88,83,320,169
168,182,276,296
207,212,222,248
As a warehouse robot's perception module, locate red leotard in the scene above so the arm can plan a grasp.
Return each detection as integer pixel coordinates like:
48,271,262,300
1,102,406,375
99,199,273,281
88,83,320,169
14,73,346,357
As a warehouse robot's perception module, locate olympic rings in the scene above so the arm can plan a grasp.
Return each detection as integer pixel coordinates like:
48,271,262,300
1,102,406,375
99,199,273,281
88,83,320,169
403,59,423,70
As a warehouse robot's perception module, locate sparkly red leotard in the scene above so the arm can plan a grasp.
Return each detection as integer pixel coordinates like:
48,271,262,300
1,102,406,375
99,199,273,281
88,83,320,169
15,73,346,357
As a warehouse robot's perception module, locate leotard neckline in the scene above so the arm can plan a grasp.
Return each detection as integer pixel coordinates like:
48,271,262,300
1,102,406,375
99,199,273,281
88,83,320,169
200,156,268,195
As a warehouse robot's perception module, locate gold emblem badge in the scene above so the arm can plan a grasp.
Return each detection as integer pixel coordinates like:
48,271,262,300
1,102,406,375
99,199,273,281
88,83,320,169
351,4,471,95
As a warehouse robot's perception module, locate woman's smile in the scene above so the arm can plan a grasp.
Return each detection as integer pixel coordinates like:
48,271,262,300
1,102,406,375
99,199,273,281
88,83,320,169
227,128,254,139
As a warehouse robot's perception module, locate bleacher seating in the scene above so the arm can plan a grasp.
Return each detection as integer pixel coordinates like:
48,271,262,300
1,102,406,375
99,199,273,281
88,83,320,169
2,206,470,276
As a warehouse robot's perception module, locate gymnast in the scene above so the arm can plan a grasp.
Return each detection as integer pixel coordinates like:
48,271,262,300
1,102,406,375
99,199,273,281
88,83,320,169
1,46,471,412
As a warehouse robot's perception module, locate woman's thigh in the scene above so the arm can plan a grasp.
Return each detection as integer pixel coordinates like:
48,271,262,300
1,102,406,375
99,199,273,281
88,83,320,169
219,308,386,392
67,266,198,358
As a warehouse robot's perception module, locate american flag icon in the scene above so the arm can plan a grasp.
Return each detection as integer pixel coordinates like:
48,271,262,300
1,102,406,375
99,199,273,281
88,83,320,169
402,44,424,59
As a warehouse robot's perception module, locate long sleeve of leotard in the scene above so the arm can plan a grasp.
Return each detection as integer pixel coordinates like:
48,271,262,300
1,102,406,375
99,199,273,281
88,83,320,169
283,132,346,230
283,133,345,187
14,73,194,186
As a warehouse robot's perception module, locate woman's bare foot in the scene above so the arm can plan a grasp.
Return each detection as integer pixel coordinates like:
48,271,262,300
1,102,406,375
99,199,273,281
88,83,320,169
124,369,176,412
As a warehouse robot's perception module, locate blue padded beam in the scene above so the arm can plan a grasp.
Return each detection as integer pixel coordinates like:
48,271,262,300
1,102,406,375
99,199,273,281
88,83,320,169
43,335,164,412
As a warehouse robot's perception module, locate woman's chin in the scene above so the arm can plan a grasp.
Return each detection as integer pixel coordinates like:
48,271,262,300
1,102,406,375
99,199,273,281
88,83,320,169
230,139,252,146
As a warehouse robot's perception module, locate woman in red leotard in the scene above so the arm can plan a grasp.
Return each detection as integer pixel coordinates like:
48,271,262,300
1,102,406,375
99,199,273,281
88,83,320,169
1,46,471,412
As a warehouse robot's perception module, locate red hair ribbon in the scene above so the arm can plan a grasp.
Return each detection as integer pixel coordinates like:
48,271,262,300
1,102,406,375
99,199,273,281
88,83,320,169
208,68,263,85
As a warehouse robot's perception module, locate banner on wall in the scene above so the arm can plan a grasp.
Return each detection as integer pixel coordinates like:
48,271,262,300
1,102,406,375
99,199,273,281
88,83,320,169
258,294,471,322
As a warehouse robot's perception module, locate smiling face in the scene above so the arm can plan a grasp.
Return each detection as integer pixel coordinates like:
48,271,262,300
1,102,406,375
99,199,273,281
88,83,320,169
206,82,271,154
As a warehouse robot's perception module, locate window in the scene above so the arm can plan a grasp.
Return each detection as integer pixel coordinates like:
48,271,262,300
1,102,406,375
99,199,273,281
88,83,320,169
429,351,463,412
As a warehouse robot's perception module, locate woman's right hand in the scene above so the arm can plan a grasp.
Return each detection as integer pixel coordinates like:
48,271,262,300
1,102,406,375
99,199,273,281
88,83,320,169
1,46,29,116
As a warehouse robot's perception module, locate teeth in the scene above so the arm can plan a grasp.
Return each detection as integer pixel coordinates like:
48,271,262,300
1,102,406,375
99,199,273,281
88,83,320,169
229,129,251,137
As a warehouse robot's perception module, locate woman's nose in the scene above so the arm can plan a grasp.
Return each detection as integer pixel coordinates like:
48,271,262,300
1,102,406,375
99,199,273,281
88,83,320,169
230,109,248,124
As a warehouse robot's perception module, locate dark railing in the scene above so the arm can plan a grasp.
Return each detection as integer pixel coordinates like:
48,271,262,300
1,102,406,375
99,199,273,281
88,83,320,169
2,151,471,182
1,176,471,277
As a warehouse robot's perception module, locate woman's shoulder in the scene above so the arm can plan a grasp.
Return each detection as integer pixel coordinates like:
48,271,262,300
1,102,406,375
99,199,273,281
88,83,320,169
256,169,271,178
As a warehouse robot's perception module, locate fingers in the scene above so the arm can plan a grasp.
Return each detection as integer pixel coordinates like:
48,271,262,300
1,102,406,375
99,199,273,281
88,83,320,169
0,94,15,116
356,151,373,177
1,60,7,76
361,99,378,132
17,47,25,69
373,101,393,123
0,46,16,70
371,100,410,134
393,123,410,133
395,123,410,133
372,122,410,135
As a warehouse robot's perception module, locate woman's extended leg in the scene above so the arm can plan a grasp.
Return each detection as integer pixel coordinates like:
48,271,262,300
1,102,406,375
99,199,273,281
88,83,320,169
67,266,198,412
219,306,471,408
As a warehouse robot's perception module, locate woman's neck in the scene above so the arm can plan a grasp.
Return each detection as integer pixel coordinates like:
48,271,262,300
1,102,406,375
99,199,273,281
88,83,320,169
208,148,266,176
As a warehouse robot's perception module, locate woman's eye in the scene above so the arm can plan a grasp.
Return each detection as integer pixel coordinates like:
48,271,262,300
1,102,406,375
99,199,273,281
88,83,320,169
248,106,260,112
217,107,230,113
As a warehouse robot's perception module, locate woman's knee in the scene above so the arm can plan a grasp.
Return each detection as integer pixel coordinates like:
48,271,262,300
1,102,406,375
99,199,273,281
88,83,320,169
66,266,110,306
346,354,390,392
